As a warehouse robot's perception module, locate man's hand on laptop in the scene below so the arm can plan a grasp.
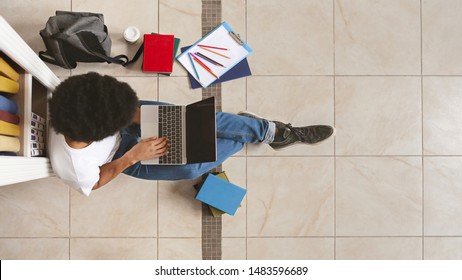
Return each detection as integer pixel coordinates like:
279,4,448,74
126,137,170,164
92,137,169,191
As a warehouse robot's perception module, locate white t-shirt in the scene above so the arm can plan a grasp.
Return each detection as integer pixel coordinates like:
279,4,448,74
48,129,121,196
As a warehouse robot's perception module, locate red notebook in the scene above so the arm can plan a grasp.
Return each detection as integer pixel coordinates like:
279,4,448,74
142,34,175,73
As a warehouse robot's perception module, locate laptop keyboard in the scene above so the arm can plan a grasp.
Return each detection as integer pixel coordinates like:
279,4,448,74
158,106,184,164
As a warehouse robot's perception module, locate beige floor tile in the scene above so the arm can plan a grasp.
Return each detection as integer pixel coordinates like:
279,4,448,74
0,238,69,260
222,78,246,114
336,157,422,236
422,0,462,75
9,0,462,262
158,180,202,237
423,77,462,155
222,238,246,260
159,0,202,77
247,0,333,75
335,0,420,75
335,77,422,155
158,238,202,259
116,76,158,101
0,0,72,76
70,238,157,259
222,0,246,40
336,237,422,260
72,0,158,76
222,157,246,237
247,238,334,260
159,76,202,104
70,174,157,237
247,76,334,156
424,157,462,236
424,237,462,260
0,177,69,237
247,157,334,237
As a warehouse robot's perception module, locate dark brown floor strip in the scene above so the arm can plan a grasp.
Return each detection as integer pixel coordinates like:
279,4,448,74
201,0,223,260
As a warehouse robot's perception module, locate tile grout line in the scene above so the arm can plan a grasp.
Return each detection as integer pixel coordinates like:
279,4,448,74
420,0,425,260
332,0,337,260
245,0,248,260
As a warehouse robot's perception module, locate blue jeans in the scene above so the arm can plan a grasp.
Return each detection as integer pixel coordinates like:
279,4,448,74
112,101,274,180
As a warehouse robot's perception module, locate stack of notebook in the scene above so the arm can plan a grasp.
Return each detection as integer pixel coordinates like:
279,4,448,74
195,172,246,217
142,34,180,75
0,57,20,156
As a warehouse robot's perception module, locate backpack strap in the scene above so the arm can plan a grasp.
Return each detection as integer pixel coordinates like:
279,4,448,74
38,51,67,66
126,41,144,66
77,31,130,66
77,31,145,67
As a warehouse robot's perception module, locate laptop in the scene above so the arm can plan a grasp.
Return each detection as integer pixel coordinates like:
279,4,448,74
140,97,216,165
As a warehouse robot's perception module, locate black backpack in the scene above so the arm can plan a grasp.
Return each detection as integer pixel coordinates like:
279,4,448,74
39,11,139,69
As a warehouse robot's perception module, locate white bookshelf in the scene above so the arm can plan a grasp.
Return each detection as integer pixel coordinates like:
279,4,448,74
0,16,60,186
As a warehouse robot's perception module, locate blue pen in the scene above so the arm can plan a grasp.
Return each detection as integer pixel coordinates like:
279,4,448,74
188,52,200,81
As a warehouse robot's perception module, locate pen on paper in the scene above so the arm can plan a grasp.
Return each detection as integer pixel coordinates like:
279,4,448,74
188,52,200,81
190,53,219,79
195,52,225,67
197,44,229,50
198,46,231,59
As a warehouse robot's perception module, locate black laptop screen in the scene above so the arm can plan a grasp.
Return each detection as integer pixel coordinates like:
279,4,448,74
185,97,217,163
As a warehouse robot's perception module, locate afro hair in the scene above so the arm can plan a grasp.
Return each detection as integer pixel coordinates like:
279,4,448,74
49,72,139,142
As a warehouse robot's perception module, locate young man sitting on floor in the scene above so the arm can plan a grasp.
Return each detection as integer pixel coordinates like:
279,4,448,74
48,72,334,196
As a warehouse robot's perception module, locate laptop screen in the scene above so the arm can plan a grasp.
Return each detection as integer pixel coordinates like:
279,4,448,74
185,97,217,163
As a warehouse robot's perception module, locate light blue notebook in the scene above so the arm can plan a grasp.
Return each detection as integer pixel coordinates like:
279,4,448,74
195,174,247,216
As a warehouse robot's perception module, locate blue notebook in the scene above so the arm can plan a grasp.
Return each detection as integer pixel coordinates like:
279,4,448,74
195,174,246,216
181,46,251,89
0,95,18,115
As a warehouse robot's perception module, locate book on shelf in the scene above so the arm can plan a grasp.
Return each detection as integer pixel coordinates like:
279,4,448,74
31,128,44,137
0,134,20,153
0,94,18,115
0,151,17,156
31,112,46,124
30,112,46,157
0,57,19,81
31,112,46,133
30,133,44,142
31,141,45,150
31,149,45,156
0,109,20,124
0,120,20,137
0,75,19,94
31,119,45,131
195,173,246,216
